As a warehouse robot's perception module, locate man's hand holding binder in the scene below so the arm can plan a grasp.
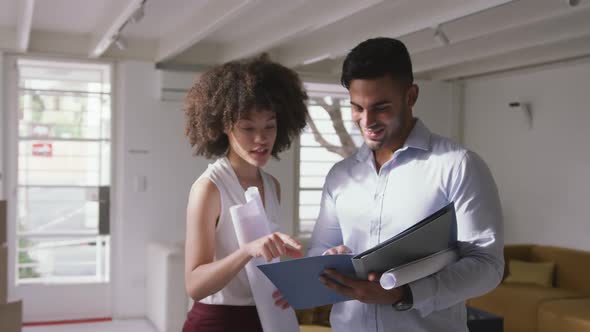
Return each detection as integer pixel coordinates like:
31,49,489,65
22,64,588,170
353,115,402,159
319,246,406,305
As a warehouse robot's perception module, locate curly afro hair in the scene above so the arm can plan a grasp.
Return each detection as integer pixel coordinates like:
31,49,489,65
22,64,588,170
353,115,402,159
184,55,309,159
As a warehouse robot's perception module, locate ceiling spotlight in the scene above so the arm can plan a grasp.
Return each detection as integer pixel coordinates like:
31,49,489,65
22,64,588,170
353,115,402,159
433,26,450,46
567,0,581,6
130,4,145,24
113,35,127,50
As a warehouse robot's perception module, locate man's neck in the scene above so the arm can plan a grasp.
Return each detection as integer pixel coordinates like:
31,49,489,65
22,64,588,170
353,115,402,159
373,119,417,172
374,149,395,172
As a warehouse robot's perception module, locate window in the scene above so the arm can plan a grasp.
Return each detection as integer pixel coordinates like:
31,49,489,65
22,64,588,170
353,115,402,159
297,83,363,236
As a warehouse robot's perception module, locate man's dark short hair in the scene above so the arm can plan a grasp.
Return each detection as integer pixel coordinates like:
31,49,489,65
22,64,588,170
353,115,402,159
341,37,414,89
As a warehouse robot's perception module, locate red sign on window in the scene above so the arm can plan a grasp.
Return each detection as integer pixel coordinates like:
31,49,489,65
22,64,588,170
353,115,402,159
32,143,53,157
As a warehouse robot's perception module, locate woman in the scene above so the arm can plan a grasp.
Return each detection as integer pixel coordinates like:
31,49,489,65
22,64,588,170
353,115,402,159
182,55,309,332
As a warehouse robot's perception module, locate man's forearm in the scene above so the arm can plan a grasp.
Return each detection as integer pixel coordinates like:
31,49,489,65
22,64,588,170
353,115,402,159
408,240,504,317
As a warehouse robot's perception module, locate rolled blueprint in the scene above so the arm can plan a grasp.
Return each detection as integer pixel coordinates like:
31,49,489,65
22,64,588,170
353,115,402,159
229,187,300,332
380,247,459,290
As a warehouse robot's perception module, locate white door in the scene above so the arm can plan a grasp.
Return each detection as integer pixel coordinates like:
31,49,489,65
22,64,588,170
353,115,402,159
5,57,113,322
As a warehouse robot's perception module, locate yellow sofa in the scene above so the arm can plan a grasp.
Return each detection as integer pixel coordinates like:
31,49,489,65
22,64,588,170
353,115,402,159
468,245,590,332
538,298,590,332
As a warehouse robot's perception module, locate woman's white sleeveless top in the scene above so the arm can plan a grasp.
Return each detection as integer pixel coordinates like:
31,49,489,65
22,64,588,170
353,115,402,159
197,157,280,306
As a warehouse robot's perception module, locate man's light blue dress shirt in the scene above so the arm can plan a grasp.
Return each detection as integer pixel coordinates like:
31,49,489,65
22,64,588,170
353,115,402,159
308,119,504,332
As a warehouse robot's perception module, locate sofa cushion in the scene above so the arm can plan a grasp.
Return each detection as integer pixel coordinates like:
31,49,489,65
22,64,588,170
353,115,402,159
468,283,582,332
531,246,590,294
538,298,590,332
504,260,555,287
503,245,534,280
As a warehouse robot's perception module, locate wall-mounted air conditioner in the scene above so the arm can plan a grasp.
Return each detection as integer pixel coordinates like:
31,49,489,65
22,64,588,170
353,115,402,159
156,70,200,102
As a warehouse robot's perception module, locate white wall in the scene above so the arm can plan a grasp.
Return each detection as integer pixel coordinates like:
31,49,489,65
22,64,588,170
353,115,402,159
113,61,297,318
463,60,590,252
413,80,458,140
113,61,203,317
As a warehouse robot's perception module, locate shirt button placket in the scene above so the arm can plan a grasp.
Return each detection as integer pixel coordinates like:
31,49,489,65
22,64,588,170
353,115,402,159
371,169,388,247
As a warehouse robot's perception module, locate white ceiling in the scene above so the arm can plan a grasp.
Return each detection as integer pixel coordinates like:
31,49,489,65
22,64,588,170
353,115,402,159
1,0,589,82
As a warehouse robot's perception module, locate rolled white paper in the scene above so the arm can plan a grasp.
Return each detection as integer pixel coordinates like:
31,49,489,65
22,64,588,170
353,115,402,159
380,247,459,290
229,187,300,332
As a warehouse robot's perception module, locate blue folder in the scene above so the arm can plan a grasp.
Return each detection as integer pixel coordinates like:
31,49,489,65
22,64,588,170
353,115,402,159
257,254,356,310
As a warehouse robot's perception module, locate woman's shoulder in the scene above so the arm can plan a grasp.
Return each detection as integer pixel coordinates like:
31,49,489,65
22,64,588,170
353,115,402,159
189,176,220,202
191,158,231,198
194,158,230,184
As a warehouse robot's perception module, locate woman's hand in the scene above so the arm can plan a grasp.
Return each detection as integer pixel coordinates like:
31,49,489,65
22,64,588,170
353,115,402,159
244,232,303,262
272,290,290,309
322,245,352,256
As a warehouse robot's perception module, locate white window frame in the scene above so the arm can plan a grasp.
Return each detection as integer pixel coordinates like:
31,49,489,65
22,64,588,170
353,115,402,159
295,82,360,238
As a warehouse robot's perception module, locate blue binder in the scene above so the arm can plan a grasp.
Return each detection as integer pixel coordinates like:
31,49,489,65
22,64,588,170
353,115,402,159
257,202,457,309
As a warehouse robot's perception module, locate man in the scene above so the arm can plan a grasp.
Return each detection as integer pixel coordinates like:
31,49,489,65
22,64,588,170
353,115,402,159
308,37,504,332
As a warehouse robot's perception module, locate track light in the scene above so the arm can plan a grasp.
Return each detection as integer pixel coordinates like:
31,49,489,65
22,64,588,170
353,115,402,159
113,35,127,50
433,26,450,46
90,0,148,57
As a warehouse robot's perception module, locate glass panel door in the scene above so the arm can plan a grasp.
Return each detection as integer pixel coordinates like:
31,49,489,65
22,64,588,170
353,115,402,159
8,58,113,322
